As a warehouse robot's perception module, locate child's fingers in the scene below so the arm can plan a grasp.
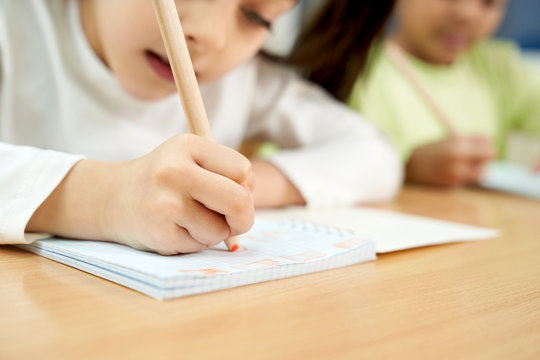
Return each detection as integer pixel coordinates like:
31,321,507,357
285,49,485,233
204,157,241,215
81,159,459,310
450,136,495,161
174,200,231,248
188,136,253,185
466,136,496,160
151,226,208,255
467,161,488,184
242,169,256,193
188,167,254,236
532,159,540,173
171,226,208,254
447,160,471,186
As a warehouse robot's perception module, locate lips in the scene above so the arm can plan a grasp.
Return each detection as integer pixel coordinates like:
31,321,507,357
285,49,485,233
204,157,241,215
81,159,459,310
146,50,201,83
146,50,175,83
440,32,470,51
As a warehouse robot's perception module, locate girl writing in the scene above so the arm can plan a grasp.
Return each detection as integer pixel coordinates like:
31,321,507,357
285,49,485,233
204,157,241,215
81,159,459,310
0,0,400,254
348,0,540,187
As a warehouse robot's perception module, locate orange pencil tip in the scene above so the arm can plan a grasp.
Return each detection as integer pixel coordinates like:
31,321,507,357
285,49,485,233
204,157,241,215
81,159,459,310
230,244,239,252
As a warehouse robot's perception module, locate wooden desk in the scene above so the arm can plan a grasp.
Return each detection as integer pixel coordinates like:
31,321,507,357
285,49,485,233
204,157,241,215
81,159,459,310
1,187,539,359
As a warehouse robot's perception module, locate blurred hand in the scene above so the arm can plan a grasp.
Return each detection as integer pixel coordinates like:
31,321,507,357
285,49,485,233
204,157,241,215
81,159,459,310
406,135,496,187
533,158,540,173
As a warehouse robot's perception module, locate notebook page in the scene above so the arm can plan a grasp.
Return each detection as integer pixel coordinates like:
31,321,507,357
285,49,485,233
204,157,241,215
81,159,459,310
18,218,376,299
257,207,499,253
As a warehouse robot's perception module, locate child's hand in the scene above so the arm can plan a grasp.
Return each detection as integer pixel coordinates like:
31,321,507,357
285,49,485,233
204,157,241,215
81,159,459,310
406,136,496,187
106,134,255,254
533,158,540,173
28,134,255,255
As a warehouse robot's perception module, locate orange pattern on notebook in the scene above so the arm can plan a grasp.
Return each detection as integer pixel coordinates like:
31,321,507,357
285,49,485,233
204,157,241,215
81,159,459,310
179,268,228,275
333,238,366,249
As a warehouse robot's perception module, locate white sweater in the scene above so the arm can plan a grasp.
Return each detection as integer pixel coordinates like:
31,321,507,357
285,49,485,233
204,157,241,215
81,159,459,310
0,0,402,244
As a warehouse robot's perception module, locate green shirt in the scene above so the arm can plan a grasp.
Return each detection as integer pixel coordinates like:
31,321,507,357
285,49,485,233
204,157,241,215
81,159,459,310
348,40,540,161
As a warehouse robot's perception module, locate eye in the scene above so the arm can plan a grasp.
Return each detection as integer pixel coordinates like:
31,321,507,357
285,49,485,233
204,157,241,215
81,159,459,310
241,6,272,30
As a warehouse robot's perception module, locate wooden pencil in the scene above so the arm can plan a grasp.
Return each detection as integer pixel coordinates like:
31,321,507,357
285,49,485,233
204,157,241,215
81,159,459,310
385,41,458,137
152,0,240,252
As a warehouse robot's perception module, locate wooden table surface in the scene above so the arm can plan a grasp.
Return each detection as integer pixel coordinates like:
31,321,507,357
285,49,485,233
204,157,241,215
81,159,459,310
1,187,539,360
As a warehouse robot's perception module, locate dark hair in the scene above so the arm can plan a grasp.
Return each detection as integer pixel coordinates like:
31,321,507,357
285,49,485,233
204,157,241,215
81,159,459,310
285,0,395,101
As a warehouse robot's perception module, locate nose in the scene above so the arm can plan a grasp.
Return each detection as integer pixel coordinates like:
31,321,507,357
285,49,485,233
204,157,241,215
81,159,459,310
181,2,234,53
452,0,483,24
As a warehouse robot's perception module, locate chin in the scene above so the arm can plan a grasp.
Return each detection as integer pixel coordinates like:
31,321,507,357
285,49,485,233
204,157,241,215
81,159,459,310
436,56,456,65
122,77,177,100
195,73,217,85
126,86,176,101
431,49,462,65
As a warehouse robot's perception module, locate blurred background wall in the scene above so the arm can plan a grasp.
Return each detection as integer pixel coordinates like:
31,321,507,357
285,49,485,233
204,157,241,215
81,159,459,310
496,0,540,50
265,0,540,56
263,0,326,56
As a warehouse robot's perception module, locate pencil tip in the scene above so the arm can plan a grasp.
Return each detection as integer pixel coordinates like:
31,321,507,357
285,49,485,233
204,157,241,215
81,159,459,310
230,244,239,252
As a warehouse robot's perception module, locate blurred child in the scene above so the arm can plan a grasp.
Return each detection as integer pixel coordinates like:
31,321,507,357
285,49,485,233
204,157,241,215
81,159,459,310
347,0,540,187
0,0,400,254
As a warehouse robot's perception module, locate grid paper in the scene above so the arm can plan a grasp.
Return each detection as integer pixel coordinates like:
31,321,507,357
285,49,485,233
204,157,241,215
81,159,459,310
18,218,376,299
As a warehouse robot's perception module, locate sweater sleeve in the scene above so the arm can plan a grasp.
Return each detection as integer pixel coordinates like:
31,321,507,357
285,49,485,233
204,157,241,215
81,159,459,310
348,65,414,162
0,143,82,244
245,59,403,208
505,56,540,136
477,42,540,138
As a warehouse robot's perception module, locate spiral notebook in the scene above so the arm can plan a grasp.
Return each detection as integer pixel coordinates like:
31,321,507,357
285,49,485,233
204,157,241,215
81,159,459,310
18,218,376,300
